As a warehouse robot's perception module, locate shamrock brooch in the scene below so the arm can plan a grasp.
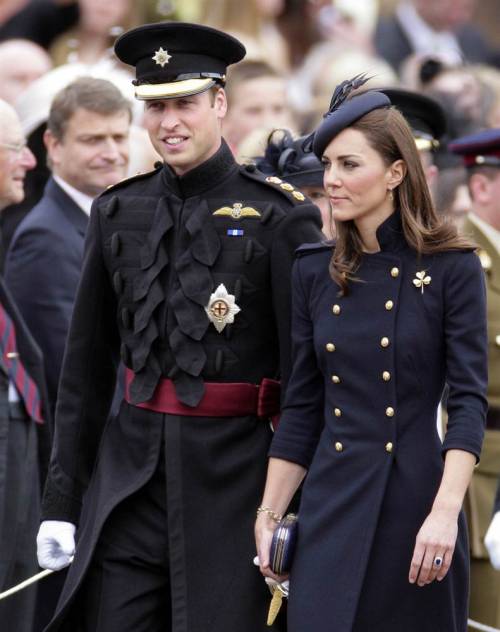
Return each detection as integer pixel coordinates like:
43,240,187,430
413,270,431,294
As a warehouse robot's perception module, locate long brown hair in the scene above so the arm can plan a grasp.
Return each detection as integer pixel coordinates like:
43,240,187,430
330,106,473,293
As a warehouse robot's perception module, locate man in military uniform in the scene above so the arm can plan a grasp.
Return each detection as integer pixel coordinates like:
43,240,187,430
449,128,500,629
380,88,446,192
35,22,322,632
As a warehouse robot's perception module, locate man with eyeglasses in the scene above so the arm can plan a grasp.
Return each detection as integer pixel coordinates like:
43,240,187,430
0,98,51,632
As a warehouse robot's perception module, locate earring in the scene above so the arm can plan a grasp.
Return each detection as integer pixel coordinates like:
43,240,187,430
388,189,394,201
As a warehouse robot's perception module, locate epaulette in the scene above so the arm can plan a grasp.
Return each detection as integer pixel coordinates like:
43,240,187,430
102,162,163,195
296,241,334,257
239,163,308,205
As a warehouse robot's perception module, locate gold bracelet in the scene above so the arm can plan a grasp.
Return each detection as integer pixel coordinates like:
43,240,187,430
257,506,283,523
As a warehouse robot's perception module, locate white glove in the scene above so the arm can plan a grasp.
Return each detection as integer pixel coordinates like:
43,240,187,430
37,520,76,570
484,511,500,570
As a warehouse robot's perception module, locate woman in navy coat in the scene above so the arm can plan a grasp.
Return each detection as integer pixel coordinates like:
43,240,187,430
255,78,488,632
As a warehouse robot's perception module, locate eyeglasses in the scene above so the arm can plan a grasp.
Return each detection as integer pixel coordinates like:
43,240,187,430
0,140,29,155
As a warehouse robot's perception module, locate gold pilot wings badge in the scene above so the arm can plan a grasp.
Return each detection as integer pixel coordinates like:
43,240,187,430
212,202,261,220
205,284,241,333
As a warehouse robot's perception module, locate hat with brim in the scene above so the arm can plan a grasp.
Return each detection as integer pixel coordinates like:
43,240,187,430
114,22,246,101
380,88,446,152
448,128,500,168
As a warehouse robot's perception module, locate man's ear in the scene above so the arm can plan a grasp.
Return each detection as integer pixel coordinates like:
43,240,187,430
469,172,492,206
214,87,227,120
43,128,61,165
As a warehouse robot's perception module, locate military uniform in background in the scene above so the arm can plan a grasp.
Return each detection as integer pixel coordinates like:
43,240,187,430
451,130,500,629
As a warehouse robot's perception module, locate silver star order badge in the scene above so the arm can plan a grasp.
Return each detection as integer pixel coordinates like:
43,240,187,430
413,270,431,294
205,284,241,333
152,47,172,67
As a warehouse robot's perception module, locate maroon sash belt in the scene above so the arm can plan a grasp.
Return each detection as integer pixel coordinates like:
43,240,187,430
125,369,281,426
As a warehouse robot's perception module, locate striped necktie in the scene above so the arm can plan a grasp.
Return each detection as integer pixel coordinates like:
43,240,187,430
0,303,43,423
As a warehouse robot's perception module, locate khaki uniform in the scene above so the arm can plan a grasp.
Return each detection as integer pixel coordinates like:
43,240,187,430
462,214,500,629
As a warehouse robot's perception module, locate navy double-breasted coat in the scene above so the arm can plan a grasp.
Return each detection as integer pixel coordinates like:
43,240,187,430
270,211,488,631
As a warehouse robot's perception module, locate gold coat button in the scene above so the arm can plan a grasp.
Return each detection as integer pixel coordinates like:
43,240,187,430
382,371,391,382
380,337,390,348
386,407,395,417
496,335,500,348
385,442,394,453
391,267,399,278
385,300,394,311
334,408,342,417
326,343,336,352
332,375,340,384
332,304,341,315
335,442,343,452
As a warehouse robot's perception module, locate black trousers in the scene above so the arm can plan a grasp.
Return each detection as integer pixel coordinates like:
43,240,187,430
0,400,40,632
72,451,171,631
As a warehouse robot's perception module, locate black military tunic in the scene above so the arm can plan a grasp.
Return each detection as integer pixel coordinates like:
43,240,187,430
41,140,322,631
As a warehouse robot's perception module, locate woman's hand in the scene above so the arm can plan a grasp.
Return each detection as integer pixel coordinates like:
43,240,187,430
409,505,459,586
255,513,289,583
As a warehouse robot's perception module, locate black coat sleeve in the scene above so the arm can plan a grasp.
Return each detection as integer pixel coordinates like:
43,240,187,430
269,255,325,467
442,251,488,461
41,203,119,524
270,203,323,392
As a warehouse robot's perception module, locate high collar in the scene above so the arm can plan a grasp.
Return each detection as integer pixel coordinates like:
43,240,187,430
374,209,407,253
161,139,237,199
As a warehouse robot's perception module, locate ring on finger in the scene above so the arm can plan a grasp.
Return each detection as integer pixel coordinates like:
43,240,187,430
433,556,443,568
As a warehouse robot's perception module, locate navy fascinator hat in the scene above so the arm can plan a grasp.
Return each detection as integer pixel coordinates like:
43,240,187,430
310,74,391,159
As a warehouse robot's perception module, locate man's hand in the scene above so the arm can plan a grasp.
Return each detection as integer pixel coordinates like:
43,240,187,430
37,520,76,570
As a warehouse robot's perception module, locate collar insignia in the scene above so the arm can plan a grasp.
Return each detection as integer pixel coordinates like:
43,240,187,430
413,270,431,294
152,47,171,67
205,284,241,333
213,202,261,220
477,249,492,273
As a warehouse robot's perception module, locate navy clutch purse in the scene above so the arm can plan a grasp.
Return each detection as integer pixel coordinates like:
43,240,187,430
269,513,298,575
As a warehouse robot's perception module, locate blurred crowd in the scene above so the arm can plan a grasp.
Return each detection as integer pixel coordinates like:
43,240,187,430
0,0,500,630
0,0,499,251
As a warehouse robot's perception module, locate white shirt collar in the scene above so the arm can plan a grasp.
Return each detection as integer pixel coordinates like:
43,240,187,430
468,211,500,255
53,175,94,216
396,1,464,65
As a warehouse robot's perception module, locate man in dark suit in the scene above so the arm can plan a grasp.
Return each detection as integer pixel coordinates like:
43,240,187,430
0,97,51,632
374,0,496,73
5,77,131,412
